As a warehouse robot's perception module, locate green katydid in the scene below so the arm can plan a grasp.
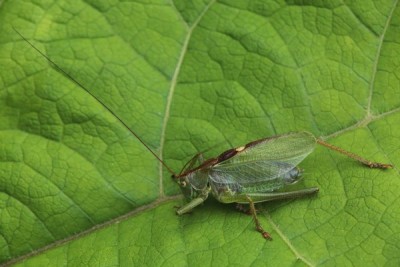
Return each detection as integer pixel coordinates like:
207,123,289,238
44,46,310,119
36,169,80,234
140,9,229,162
172,131,392,239
15,29,393,240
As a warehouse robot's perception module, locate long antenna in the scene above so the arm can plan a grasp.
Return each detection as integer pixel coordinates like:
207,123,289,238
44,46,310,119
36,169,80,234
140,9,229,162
13,27,176,176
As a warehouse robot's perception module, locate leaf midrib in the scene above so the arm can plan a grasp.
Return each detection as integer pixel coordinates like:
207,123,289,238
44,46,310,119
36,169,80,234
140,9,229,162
366,0,399,115
158,0,217,195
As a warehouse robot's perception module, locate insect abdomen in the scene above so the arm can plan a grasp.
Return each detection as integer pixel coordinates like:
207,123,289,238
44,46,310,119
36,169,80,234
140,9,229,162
282,166,302,184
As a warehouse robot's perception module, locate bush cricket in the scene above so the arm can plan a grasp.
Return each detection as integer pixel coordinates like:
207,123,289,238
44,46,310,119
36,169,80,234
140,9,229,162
15,29,393,240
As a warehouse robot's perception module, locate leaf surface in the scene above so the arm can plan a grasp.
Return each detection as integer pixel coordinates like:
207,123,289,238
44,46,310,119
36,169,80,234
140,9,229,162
0,0,399,266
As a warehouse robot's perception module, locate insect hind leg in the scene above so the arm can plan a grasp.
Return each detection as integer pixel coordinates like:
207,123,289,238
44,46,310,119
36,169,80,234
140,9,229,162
316,139,393,169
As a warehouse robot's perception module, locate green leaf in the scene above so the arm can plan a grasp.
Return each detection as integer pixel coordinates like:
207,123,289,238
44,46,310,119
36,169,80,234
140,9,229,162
1,0,399,266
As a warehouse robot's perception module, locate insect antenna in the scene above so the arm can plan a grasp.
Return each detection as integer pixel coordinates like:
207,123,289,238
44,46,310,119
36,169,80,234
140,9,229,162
13,27,176,176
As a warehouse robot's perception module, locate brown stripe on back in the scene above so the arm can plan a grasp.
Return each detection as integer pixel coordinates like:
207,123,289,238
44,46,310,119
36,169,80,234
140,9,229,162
217,148,238,162
176,157,218,178
218,138,270,163
244,132,297,148
245,138,267,148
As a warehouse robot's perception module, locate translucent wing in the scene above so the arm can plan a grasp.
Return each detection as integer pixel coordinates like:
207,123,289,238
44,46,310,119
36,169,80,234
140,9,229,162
209,131,316,192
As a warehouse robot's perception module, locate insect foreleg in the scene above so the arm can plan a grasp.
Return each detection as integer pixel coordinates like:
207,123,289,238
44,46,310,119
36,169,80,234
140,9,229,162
176,191,209,215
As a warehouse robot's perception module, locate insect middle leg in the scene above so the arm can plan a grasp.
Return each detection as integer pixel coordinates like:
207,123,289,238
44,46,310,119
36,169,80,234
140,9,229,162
224,188,319,240
245,195,272,240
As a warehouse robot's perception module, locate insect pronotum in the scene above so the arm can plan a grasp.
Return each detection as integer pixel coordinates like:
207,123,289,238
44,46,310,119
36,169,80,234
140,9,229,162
15,28,393,240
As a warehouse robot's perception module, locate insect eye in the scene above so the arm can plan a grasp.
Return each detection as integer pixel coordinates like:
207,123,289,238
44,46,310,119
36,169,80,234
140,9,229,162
180,181,187,187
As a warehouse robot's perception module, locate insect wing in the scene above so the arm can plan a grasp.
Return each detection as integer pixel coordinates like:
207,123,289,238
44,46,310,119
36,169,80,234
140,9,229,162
209,132,316,191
